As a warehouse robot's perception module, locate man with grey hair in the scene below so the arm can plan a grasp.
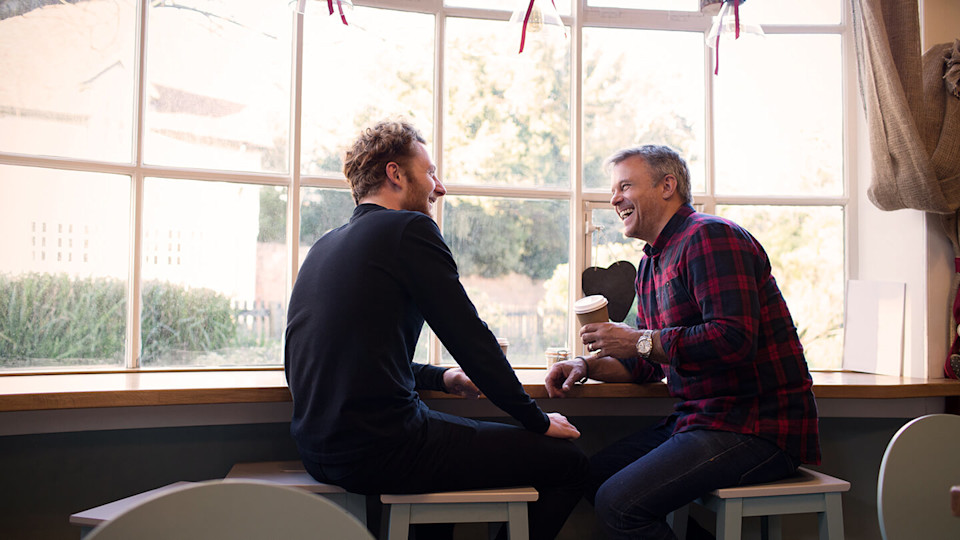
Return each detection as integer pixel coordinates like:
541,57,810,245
546,144,820,539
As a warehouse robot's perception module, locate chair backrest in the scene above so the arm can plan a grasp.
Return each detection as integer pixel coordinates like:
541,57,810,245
84,480,374,540
877,413,960,540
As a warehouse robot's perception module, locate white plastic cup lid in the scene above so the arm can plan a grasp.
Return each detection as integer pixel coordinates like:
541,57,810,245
497,338,509,346
574,295,608,314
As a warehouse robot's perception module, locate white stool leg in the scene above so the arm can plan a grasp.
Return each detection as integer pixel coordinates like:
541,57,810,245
715,498,743,540
819,493,845,540
505,501,529,540
667,504,690,540
385,503,412,540
344,493,367,526
321,492,367,526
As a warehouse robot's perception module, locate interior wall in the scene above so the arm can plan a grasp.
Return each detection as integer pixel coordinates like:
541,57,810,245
855,0,959,379
0,422,301,540
0,416,908,540
921,0,960,47
921,0,960,380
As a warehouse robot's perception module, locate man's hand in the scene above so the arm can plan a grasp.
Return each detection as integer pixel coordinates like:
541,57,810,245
543,412,580,439
544,359,588,398
580,322,640,360
442,367,482,399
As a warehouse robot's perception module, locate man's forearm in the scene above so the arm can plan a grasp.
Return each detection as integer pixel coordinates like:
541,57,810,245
579,354,634,382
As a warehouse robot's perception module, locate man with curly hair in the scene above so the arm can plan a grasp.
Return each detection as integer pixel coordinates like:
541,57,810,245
286,119,587,540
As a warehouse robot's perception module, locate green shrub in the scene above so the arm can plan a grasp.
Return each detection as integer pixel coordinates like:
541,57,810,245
0,273,236,366
0,273,126,365
140,281,236,364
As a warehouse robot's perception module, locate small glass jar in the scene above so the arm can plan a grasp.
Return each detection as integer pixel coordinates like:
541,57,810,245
544,347,570,366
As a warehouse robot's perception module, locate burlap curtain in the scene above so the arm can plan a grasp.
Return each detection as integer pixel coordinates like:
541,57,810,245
850,0,960,376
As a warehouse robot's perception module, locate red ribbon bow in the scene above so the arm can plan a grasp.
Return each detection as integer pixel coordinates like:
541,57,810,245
519,0,559,54
713,0,742,75
327,0,348,26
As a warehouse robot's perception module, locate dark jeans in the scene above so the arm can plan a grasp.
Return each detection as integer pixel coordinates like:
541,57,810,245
588,417,799,540
303,409,588,540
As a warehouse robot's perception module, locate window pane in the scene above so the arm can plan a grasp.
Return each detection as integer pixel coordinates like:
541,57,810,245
745,0,841,25
301,7,434,177
589,203,704,269
0,0,136,162
141,179,285,366
714,34,843,196
444,17,571,187
414,325,431,364
590,207,647,268
444,0,571,16
716,205,844,370
587,207,645,325
144,0,292,172
298,187,356,251
442,197,570,366
0,165,130,369
582,28,705,191
588,0,698,10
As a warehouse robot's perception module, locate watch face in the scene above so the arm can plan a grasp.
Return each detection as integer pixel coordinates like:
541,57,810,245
637,332,652,356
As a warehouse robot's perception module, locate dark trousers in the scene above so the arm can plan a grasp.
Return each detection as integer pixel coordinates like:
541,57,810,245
304,409,588,540
587,417,799,540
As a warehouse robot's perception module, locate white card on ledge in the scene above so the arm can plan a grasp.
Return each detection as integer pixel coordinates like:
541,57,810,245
841,280,905,376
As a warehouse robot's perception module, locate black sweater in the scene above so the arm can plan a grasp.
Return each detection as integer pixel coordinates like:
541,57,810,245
285,204,549,464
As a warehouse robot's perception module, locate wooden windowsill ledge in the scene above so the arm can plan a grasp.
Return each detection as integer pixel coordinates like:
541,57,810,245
1,369,958,413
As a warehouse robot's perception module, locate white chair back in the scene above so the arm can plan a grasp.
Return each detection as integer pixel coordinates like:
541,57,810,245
85,479,374,540
878,413,960,540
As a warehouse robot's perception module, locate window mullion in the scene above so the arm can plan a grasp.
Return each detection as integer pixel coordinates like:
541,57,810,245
840,1,858,284
289,9,305,291
703,27,716,208
430,7,446,366
581,7,713,32
355,0,442,12
571,0,587,355
126,0,150,370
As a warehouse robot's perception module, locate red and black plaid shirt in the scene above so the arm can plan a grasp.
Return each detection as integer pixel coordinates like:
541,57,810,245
622,205,821,464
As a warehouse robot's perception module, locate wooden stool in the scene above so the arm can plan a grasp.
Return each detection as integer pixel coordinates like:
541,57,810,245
380,486,539,540
226,460,367,524
668,467,849,540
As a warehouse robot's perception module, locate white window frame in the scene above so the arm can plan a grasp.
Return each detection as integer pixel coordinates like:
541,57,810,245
0,0,858,371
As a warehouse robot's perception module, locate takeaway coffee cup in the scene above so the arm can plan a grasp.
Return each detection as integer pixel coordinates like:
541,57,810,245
497,337,509,355
574,295,609,327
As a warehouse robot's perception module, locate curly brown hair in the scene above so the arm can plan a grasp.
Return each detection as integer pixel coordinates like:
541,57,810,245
343,119,427,204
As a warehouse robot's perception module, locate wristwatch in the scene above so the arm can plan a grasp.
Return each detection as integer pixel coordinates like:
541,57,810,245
636,329,654,359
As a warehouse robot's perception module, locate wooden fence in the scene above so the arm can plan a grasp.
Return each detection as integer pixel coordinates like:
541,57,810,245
233,300,285,344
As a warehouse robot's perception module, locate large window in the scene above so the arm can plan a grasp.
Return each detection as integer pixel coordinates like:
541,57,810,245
0,0,851,371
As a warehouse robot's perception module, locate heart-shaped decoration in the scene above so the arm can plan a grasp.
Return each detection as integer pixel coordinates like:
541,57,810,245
581,261,637,323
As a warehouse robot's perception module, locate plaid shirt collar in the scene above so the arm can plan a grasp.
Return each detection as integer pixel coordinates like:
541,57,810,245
643,204,696,257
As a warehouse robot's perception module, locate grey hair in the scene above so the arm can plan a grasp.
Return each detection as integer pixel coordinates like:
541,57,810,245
604,145,693,205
